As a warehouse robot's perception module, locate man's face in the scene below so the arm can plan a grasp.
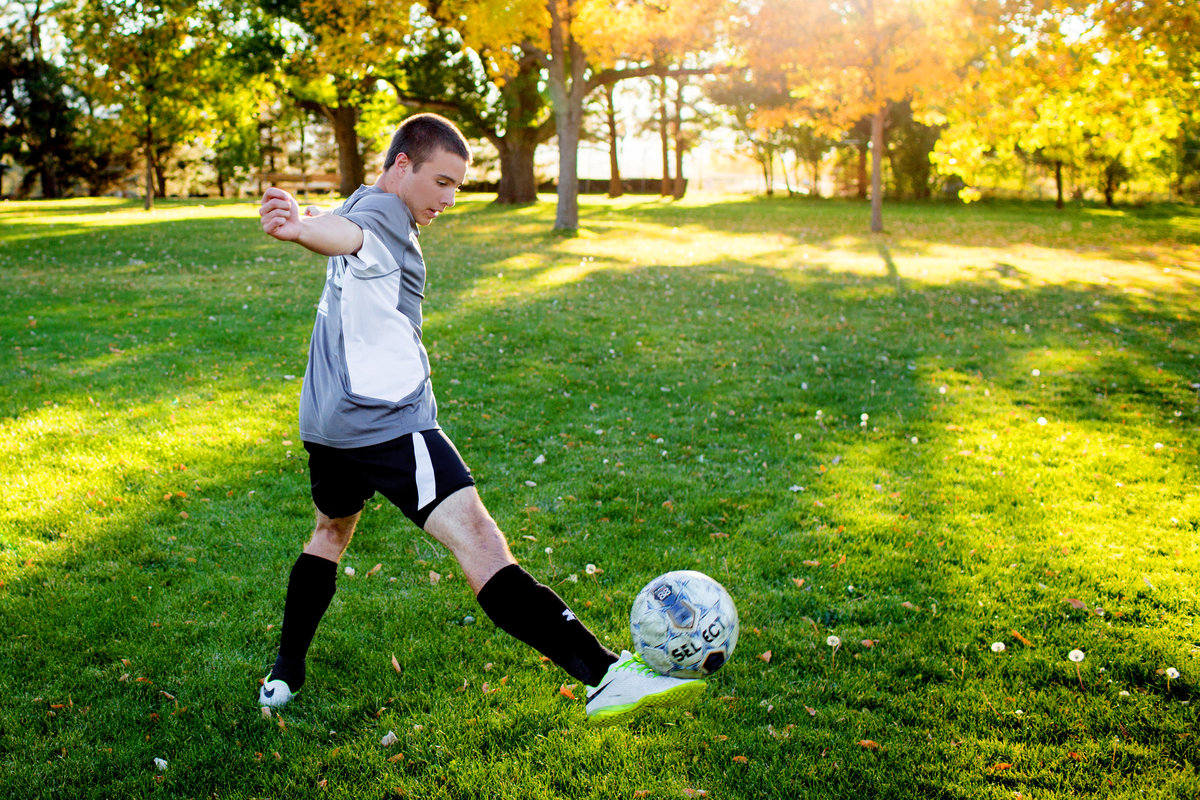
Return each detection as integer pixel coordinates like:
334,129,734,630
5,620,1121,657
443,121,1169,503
394,148,468,226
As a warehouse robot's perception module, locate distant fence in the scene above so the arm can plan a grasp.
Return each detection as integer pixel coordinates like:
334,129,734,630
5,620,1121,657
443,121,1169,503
258,172,341,192
461,178,686,195
259,174,685,196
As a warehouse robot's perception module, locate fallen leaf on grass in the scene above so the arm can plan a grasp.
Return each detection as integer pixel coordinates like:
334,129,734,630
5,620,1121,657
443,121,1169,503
1011,630,1033,647
634,792,650,798
989,763,1012,771
366,563,383,577
380,730,398,747
803,560,821,567
759,651,772,663
1068,751,1084,762
831,554,847,569
391,654,402,673
1064,598,1088,610
388,753,405,763
732,755,748,764
792,578,805,589
429,571,441,585
805,706,817,716
858,740,880,750
559,684,578,700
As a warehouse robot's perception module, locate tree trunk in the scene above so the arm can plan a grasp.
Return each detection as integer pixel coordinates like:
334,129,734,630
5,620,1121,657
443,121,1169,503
658,79,671,196
144,126,154,211
154,153,168,199
856,145,868,200
496,137,539,203
870,106,885,233
604,84,623,198
493,55,552,204
39,163,60,199
1055,160,1064,209
547,0,587,231
554,108,581,230
329,105,365,196
760,149,774,196
672,78,686,199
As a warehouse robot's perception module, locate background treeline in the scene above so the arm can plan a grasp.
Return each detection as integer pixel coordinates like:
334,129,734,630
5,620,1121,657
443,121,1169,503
2,0,1197,225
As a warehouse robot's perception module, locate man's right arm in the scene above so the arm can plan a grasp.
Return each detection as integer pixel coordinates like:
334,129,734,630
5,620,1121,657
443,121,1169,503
259,187,364,256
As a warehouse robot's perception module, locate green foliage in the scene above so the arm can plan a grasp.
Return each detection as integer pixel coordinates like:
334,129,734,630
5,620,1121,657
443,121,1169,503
0,15,79,198
1,196,1198,798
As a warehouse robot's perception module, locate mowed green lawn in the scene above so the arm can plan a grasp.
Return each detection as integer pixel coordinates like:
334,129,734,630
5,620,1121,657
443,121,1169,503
0,193,1197,799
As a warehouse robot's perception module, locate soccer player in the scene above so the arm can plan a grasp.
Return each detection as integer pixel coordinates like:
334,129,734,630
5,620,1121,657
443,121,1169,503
256,113,704,725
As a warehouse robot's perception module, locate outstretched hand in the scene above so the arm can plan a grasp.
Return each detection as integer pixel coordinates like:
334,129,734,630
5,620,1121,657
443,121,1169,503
259,187,303,241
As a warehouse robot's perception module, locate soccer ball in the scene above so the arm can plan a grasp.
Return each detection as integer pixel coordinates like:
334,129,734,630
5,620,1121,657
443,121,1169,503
630,570,739,678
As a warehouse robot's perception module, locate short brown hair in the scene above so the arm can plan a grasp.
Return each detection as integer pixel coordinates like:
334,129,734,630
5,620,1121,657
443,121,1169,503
383,113,471,171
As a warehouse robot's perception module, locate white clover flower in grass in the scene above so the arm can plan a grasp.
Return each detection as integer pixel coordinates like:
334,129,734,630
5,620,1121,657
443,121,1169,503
585,563,597,575
1166,667,1180,690
991,642,1007,653
826,635,841,648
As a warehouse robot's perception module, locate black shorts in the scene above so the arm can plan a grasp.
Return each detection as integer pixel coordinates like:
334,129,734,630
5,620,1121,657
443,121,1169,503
304,430,475,528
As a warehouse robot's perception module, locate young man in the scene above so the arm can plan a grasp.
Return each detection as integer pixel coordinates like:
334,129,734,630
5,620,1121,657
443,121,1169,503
256,113,704,725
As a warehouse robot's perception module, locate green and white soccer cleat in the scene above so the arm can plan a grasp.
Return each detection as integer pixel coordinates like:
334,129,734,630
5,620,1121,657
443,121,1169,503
586,650,706,726
258,674,295,709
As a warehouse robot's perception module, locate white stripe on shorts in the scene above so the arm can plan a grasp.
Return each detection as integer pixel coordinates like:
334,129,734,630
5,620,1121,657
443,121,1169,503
413,432,437,510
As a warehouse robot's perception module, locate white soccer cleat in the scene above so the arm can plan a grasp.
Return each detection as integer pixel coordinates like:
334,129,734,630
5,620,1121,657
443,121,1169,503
586,650,705,726
258,675,295,709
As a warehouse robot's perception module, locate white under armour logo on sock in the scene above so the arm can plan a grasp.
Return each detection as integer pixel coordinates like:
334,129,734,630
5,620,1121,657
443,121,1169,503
562,609,577,622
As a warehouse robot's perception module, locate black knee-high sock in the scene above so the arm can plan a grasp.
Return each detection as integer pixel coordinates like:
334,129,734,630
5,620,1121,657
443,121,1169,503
476,564,619,686
272,552,337,690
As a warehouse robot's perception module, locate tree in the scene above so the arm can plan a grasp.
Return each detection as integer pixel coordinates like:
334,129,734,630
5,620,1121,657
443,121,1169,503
743,0,967,231
70,0,219,208
884,99,940,199
600,82,623,197
442,0,730,230
0,0,78,197
930,5,1184,206
706,73,791,195
384,21,555,204
259,0,415,196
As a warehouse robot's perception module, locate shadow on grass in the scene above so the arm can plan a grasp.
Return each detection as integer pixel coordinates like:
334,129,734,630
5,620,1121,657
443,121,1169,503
2,198,1197,798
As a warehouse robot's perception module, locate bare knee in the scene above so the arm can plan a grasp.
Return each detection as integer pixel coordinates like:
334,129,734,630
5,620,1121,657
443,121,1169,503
304,511,359,562
424,489,515,592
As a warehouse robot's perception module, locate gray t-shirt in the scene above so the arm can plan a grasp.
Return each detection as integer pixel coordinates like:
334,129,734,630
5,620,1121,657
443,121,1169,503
298,184,438,447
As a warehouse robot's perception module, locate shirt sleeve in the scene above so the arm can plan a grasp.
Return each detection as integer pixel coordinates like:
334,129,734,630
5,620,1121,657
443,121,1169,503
338,193,409,249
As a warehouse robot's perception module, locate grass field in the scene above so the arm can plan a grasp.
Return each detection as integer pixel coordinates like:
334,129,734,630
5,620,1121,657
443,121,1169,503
1,193,1198,799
